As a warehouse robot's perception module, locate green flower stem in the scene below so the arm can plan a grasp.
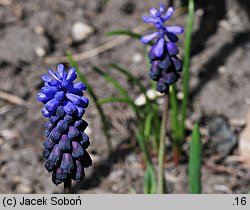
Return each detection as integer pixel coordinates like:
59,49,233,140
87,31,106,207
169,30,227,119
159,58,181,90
157,95,168,194
64,178,72,194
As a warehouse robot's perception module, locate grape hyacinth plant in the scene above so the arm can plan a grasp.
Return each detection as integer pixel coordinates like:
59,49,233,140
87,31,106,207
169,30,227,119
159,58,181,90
141,4,183,93
37,64,92,193
141,3,183,193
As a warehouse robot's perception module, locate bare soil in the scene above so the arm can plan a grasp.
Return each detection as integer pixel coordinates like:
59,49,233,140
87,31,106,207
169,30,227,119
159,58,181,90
0,0,250,193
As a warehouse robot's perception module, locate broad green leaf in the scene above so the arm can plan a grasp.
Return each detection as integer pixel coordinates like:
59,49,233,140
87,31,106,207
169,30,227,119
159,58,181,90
189,123,202,194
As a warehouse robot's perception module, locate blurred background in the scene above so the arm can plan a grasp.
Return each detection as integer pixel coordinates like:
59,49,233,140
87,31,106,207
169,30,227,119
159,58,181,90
0,0,250,193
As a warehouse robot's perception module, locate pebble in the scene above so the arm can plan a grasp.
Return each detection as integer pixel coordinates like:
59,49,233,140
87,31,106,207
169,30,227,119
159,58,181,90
108,169,124,181
134,89,163,106
208,117,237,158
214,185,232,193
132,53,143,64
34,25,45,35
239,109,250,165
17,184,32,194
71,21,94,42
134,94,146,106
177,91,184,100
218,66,227,74
13,176,22,185
35,46,46,57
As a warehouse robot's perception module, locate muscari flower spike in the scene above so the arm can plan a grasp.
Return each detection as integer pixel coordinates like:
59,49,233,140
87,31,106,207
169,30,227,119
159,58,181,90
141,3,183,93
37,64,92,185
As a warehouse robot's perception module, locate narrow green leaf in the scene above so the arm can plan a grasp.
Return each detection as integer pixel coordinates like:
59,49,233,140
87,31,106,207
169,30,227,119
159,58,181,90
97,97,132,105
189,123,202,194
144,162,156,194
110,63,147,95
106,30,142,40
110,63,152,114
93,66,130,99
66,52,113,152
93,66,141,118
144,111,154,139
180,0,195,139
152,106,160,150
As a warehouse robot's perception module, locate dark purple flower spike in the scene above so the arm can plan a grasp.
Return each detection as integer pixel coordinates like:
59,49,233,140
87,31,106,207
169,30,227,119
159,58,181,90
141,3,183,93
37,64,92,186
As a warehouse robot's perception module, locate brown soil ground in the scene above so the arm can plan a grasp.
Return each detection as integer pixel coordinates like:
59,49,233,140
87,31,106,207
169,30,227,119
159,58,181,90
0,0,250,193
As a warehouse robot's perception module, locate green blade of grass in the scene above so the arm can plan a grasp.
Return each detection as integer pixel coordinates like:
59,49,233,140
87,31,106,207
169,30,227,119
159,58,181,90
110,63,152,114
97,97,132,105
180,0,195,138
110,63,147,96
92,66,141,118
106,30,142,40
67,52,113,152
144,162,156,194
189,123,202,194
93,66,131,99
144,111,155,140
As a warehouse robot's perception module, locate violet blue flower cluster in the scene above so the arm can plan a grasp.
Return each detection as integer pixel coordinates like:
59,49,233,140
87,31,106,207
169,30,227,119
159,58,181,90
37,64,92,185
141,3,183,93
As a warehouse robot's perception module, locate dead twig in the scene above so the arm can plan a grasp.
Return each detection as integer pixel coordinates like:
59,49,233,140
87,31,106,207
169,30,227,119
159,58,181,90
44,25,147,64
0,90,27,106
0,0,12,6
44,7,186,64
44,35,128,64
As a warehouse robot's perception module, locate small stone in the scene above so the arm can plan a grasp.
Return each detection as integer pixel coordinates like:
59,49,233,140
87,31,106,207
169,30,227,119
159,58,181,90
13,176,22,185
218,66,227,74
146,89,163,100
134,94,146,106
229,118,246,128
132,53,143,64
71,22,94,42
34,26,45,35
17,184,32,194
177,91,184,100
239,109,250,165
196,9,204,17
108,169,123,181
35,46,46,57
214,185,232,193
0,26,48,63
134,89,162,106
208,117,237,158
